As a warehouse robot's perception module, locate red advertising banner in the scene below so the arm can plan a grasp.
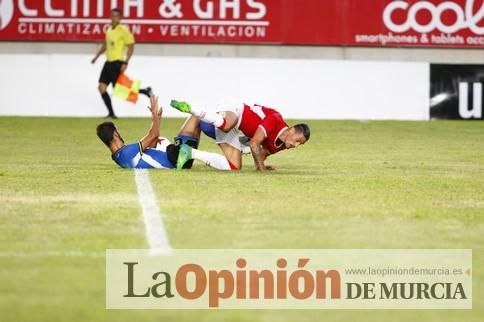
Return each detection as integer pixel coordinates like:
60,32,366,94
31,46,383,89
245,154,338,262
0,0,482,47
347,0,484,47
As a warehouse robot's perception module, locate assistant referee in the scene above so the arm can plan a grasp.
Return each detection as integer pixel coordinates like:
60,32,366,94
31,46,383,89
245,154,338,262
91,8,152,119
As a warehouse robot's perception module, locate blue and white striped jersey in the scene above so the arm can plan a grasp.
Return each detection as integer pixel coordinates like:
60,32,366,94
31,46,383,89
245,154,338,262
112,142,175,169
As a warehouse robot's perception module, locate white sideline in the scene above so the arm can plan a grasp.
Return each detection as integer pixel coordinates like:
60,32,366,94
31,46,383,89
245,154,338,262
134,169,172,255
0,170,171,257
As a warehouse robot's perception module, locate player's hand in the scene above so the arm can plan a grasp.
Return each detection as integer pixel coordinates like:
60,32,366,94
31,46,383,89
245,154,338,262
120,62,128,72
255,164,275,172
147,96,162,119
91,57,97,64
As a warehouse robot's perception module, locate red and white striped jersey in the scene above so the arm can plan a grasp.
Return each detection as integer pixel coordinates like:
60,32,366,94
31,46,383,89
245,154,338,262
239,103,289,155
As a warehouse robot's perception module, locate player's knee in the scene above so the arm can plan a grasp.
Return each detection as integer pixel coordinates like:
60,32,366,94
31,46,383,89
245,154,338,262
219,122,235,133
218,112,238,132
218,119,239,133
179,116,200,134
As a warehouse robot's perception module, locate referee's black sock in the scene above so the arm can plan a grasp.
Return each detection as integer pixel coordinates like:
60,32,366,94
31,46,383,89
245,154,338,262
101,92,115,116
139,86,153,98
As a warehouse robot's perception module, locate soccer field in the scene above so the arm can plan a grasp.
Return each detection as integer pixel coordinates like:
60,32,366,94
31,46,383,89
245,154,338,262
0,117,483,321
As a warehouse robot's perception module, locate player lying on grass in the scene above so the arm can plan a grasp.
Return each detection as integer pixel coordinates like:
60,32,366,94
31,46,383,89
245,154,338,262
96,96,237,170
170,99,310,172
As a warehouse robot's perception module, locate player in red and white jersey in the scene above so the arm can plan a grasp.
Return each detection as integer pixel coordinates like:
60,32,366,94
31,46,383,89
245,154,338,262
239,103,293,155
170,99,310,172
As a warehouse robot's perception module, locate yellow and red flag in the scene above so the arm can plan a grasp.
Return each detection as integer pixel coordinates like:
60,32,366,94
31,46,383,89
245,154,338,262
113,73,141,104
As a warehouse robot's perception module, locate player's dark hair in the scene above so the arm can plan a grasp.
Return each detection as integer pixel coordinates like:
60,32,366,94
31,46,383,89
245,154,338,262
96,122,117,147
294,123,310,141
111,8,122,15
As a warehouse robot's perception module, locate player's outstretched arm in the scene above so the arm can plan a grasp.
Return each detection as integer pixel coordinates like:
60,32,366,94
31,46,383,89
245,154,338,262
140,96,163,151
249,127,274,172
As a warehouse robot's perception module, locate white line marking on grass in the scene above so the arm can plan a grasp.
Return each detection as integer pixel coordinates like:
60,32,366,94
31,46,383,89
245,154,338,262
1,171,171,257
134,169,172,255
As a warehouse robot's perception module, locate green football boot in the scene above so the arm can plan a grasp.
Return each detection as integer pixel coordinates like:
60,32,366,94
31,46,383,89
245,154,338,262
176,144,193,170
170,100,192,114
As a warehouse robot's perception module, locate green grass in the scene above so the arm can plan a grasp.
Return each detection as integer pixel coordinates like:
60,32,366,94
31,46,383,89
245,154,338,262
0,117,483,321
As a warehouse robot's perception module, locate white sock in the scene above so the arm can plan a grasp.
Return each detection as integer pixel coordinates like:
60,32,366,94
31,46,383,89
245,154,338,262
191,148,235,171
190,105,225,128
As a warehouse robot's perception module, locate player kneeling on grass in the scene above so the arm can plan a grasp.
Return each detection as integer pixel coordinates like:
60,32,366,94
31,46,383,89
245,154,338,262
96,96,237,170
170,99,310,172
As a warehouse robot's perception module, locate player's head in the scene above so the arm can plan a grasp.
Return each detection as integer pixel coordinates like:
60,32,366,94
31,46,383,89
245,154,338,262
110,8,123,26
96,121,124,148
284,123,310,149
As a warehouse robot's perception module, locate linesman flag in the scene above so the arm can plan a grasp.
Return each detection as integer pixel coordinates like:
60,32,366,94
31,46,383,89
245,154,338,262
113,73,141,104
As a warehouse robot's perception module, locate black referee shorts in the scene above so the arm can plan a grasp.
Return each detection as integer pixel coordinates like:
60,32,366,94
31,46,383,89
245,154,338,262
98,60,124,85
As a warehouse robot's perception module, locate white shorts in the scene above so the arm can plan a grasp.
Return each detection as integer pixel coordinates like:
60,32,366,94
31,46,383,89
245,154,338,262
214,100,244,151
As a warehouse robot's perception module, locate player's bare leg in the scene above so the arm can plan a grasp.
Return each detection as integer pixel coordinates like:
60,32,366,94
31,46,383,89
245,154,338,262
216,111,238,132
178,116,201,140
218,143,242,169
